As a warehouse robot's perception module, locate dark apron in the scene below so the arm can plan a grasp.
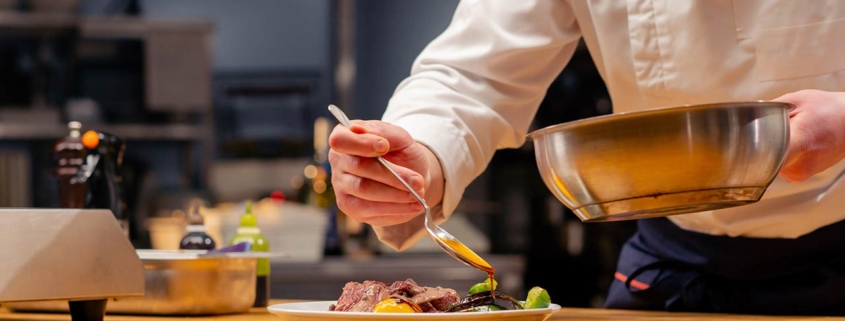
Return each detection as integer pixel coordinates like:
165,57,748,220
604,217,845,315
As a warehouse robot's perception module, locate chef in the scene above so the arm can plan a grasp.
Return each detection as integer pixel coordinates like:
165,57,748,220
328,0,845,314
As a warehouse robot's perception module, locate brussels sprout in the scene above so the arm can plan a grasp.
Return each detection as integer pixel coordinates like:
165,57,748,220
523,287,551,309
468,277,498,295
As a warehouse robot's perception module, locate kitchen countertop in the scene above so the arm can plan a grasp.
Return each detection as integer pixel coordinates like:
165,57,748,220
1,301,843,321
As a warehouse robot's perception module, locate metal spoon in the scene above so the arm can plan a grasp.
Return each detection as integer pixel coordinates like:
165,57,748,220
327,104,493,273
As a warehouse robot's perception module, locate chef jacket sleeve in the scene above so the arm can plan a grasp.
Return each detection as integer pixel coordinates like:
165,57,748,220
373,0,584,251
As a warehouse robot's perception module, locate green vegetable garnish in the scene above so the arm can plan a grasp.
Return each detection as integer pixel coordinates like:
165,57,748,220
468,277,499,295
523,286,551,309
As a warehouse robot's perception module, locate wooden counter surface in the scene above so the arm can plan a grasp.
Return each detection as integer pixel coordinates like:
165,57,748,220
1,301,843,321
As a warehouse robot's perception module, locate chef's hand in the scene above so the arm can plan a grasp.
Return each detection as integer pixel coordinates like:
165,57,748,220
328,120,445,226
773,89,845,183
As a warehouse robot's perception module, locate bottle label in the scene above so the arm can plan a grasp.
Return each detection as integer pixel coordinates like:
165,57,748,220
186,225,207,233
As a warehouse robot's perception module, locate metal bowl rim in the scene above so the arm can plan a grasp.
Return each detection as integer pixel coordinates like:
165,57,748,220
526,100,795,141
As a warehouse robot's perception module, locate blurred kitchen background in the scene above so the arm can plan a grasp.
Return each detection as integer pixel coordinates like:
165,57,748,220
0,0,636,308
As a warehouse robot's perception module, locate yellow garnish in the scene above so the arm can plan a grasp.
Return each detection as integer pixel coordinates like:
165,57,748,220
372,298,419,313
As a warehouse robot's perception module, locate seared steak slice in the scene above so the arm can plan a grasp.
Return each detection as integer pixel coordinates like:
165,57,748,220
332,282,360,311
418,302,438,313
388,279,459,312
388,279,426,296
428,291,460,312
333,280,389,312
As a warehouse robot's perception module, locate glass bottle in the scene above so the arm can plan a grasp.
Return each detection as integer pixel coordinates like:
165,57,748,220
54,121,87,208
229,201,270,307
179,206,216,250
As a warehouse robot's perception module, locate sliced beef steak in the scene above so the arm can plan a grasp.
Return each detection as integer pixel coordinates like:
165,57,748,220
334,279,460,313
332,280,390,312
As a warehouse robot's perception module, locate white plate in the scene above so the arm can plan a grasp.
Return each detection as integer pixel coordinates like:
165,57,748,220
268,301,561,321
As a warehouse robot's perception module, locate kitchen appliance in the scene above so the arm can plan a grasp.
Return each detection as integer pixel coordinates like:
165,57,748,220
0,208,144,321
7,250,283,316
527,101,793,222
83,130,129,232
53,122,130,233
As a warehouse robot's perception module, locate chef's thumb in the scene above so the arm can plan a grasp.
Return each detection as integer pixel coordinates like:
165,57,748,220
778,121,812,183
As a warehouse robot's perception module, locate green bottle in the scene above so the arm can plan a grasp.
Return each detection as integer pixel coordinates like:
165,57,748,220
229,201,270,307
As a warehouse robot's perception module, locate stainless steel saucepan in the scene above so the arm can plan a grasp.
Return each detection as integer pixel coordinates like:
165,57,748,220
527,101,794,222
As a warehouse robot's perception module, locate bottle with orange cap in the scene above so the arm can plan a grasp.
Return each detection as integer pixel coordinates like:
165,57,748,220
81,129,100,150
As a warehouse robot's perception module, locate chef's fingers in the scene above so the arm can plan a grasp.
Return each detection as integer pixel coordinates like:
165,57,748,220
347,120,415,152
328,120,415,157
329,149,426,193
779,118,813,183
329,124,389,157
360,215,420,227
779,114,840,183
773,91,810,182
332,171,419,203
335,193,422,226
774,89,845,183
771,91,803,117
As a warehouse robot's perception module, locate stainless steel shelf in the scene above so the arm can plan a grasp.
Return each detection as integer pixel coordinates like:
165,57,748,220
0,12,77,32
0,12,212,36
0,123,209,141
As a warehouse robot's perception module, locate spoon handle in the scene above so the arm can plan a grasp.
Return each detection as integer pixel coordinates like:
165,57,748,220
328,104,352,128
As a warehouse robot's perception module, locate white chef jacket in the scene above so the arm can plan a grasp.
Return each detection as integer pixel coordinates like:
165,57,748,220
374,0,845,251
